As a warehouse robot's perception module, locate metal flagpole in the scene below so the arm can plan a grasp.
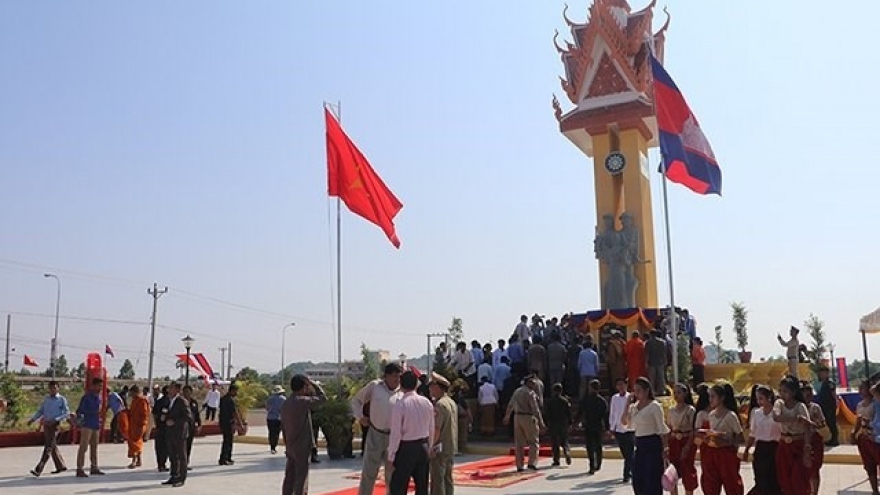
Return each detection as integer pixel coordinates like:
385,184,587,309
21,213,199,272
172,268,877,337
335,101,343,382
646,36,679,384
660,162,679,384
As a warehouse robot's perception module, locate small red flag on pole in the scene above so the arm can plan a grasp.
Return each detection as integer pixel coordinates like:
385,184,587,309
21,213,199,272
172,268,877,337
23,355,39,367
326,108,403,248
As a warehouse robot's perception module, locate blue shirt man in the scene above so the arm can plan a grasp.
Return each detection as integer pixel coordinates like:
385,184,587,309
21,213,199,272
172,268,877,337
493,358,512,393
266,391,286,421
507,340,525,366
31,388,70,424
578,345,599,378
107,391,125,415
77,387,102,430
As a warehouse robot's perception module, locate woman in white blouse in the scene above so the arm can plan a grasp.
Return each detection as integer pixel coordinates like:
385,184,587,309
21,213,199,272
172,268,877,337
622,376,669,495
696,382,744,495
741,385,781,495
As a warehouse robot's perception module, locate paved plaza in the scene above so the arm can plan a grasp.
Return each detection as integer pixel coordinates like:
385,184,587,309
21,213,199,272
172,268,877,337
0,432,877,495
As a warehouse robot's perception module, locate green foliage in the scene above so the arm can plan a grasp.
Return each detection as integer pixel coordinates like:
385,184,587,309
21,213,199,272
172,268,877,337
236,367,260,383
713,325,724,353
233,380,268,417
676,332,691,384
447,317,463,345
46,354,69,377
848,360,880,387
116,359,136,380
0,373,29,428
805,314,826,374
312,379,354,452
361,343,379,382
731,302,748,351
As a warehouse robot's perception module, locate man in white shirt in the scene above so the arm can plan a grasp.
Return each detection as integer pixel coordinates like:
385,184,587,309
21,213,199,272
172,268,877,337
477,358,493,385
492,339,507,368
204,383,221,422
477,378,499,436
388,371,434,495
607,378,634,482
352,363,402,495
514,315,531,343
777,326,800,378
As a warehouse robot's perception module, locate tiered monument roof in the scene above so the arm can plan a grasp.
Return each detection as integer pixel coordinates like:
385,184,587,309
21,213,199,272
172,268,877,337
553,0,669,157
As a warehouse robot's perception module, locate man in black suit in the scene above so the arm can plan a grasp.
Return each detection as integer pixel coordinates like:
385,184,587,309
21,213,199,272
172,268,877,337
152,385,170,472
162,382,191,488
183,385,201,468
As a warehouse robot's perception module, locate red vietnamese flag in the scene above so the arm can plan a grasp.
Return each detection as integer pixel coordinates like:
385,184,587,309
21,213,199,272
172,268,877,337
325,108,403,248
23,355,38,367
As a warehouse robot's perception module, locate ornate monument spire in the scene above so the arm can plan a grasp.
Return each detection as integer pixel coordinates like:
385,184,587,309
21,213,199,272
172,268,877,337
553,0,668,158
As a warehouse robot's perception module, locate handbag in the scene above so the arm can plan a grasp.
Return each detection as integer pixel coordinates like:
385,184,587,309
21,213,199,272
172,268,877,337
662,464,679,492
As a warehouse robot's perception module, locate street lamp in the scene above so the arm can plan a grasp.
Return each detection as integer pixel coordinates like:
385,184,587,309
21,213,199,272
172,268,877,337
43,273,61,379
182,335,194,386
281,323,296,387
828,343,837,385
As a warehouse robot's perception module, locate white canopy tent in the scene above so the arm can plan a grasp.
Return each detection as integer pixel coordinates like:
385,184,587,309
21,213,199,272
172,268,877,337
859,307,880,379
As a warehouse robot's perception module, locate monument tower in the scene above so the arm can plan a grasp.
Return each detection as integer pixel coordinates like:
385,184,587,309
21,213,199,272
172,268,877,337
552,0,667,310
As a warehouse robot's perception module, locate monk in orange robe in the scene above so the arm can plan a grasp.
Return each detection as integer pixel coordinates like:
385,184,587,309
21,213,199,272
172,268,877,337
624,331,647,390
126,385,151,469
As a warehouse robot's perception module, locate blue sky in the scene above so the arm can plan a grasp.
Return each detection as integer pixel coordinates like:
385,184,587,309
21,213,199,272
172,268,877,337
1,1,878,379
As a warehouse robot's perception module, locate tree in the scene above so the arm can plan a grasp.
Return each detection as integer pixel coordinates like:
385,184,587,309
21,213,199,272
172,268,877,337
71,362,86,379
675,332,692,384
847,359,880,387
804,314,826,374
236,366,260,383
731,302,748,352
361,343,379,382
447,317,463,344
117,359,136,380
46,354,69,377
713,325,724,353
0,373,28,428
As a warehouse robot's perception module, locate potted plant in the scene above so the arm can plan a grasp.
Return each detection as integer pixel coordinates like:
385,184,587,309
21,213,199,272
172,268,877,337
731,302,751,363
312,380,355,460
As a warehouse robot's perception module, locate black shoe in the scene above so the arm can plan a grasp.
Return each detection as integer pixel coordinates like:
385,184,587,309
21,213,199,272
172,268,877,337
172,481,185,488
51,467,67,474
158,466,169,472
516,467,525,473
311,457,320,464
622,477,631,483
162,478,178,485
565,453,572,465
30,469,41,477
551,462,560,467
527,465,538,471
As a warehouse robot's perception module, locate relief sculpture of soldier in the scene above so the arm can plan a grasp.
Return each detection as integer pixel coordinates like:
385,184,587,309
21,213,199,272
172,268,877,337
594,214,628,309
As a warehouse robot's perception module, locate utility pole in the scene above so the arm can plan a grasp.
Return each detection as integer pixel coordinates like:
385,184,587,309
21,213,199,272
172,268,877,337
219,347,227,381
4,314,10,373
227,342,233,380
147,283,168,393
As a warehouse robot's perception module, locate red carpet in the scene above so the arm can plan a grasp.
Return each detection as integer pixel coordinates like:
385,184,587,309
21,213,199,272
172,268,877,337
337,456,541,494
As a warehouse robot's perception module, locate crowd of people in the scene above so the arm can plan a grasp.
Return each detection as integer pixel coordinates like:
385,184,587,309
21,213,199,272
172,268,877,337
27,378,245,488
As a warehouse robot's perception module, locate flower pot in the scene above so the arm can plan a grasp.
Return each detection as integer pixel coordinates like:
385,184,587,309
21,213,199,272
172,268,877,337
739,351,753,363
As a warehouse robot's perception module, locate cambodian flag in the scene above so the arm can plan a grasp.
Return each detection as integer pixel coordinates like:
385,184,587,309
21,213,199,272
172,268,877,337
651,55,722,195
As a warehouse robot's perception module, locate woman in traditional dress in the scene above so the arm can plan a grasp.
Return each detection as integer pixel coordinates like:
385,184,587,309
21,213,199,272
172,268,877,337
854,381,879,494
741,385,781,495
773,375,815,495
126,385,151,469
801,383,827,495
667,383,697,495
697,383,744,495
622,376,669,495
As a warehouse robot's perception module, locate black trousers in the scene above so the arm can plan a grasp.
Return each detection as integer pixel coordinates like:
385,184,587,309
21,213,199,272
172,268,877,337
220,425,234,462
154,427,168,468
205,406,216,421
389,440,428,495
109,414,121,442
692,364,705,386
167,429,188,483
186,431,194,466
585,430,603,471
751,440,780,495
822,406,839,444
614,431,634,479
549,426,570,464
268,419,282,451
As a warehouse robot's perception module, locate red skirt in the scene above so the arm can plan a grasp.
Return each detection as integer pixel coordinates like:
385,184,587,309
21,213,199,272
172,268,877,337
669,434,698,491
857,433,880,474
776,438,810,495
809,432,824,477
700,446,743,495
